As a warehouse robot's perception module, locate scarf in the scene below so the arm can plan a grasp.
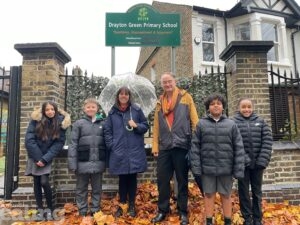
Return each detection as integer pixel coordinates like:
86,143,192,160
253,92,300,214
161,87,180,128
119,104,128,112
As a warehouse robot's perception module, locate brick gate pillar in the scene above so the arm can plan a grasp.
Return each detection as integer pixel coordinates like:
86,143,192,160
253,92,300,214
220,41,273,123
13,43,71,208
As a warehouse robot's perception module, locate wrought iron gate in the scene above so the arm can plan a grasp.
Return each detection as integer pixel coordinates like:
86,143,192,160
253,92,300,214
0,66,22,199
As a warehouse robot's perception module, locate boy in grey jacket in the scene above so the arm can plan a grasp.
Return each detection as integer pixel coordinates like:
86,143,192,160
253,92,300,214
190,94,245,225
68,98,106,216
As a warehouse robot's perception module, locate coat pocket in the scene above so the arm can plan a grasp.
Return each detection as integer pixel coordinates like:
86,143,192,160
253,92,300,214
78,145,90,162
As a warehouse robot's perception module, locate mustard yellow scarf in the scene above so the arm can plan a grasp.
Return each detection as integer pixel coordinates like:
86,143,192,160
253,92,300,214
161,87,180,116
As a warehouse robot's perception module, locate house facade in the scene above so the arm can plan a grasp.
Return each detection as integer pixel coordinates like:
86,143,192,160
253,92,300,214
136,0,300,80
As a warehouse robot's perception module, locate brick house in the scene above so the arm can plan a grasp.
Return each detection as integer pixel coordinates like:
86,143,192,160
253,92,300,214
136,0,300,80
3,0,300,210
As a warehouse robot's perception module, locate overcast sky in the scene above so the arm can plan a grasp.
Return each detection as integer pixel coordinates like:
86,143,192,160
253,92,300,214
0,0,299,77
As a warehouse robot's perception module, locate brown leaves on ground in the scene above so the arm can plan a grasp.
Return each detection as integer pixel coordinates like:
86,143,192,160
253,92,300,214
3,181,300,225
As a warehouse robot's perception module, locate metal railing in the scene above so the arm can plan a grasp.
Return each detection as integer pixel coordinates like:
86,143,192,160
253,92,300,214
269,65,300,141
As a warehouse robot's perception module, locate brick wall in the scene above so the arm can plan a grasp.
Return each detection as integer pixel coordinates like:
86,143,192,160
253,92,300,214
262,142,300,205
224,53,271,121
136,1,194,79
12,43,71,207
12,142,300,209
11,41,300,210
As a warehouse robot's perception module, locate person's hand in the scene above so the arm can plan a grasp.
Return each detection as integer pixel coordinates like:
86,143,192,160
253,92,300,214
128,120,137,128
36,161,45,167
255,164,266,170
152,152,158,157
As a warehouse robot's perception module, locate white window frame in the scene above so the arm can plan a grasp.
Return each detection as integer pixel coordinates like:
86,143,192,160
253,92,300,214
235,22,251,40
229,13,289,66
202,22,215,62
261,21,279,61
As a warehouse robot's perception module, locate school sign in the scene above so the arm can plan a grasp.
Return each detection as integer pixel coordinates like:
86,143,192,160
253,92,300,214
106,4,180,46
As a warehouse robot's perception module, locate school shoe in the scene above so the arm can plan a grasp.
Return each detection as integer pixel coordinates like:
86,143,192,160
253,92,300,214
206,217,213,225
253,220,262,225
224,217,232,225
35,213,45,221
79,211,88,217
128,203,136,217
34,209,45,221
91,211,98,217
151,212,166,223
45,212,54,221
114,206,123,217
179,212,188,225
243,218,252,225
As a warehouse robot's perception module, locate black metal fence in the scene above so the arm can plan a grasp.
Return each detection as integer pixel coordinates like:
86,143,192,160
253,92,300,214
0,66,22,199
62,64,300,143
269,65,300,141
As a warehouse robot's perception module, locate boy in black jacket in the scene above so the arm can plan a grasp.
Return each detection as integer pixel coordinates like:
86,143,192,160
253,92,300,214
190,94,245,225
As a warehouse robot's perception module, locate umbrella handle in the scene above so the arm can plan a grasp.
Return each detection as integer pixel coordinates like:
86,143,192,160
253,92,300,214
126,106,133,131
126,125,133,131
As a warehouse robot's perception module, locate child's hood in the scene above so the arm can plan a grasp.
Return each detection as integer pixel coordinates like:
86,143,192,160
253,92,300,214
31,107,71,129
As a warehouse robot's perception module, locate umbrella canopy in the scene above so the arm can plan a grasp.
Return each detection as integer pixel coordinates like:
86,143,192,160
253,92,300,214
99,72,157,117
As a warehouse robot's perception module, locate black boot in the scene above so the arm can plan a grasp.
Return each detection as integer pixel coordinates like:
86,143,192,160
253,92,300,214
243,217,252,225
151,212,166,223
128,202,136,217
206,217,213,225
253,219,262,225
114,206,123,217
224,217,231,225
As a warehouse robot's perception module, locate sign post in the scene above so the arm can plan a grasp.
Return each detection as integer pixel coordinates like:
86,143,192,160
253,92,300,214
106,4,180,76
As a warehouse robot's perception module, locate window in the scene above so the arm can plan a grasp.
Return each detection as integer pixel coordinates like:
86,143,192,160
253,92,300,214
235,22,250,40
261,22,279,61
150,67,156,82
202,23,215,62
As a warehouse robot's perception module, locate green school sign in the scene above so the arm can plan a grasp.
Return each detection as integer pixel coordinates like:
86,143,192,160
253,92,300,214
105,4,180,46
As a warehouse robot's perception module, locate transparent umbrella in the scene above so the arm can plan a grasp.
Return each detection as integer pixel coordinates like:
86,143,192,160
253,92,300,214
99,72,157,117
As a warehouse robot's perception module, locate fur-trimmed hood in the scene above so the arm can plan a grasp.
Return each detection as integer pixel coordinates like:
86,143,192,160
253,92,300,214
31,107,71,129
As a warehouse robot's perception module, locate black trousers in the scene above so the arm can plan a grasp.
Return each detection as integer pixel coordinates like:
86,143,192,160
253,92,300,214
156,148,189,214
238,167,264,222
118,173,137,204
33,174,53,211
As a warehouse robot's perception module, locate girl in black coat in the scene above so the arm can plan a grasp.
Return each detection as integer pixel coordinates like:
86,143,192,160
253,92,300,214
232,98,273,225
25,101,71,221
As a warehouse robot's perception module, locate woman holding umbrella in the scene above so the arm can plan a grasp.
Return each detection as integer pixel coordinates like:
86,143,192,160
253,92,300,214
104,86,149,218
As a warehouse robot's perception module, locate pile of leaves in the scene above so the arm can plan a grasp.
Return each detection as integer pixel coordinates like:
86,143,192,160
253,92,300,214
2,181,299,225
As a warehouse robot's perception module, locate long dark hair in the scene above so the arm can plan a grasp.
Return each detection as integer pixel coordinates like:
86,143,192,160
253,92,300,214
115,86,132,107
36,101,61,141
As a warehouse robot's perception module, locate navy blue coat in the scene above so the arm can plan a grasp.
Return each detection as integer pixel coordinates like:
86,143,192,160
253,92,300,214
25,109,71,164
104,104,149,175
